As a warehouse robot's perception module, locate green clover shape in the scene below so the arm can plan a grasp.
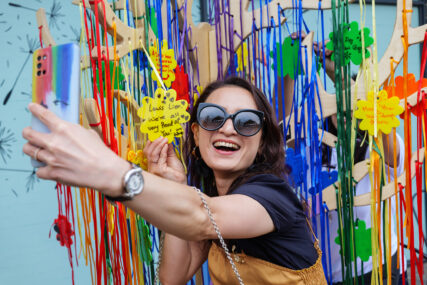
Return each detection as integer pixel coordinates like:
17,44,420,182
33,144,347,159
326,21,374,66
334,219,372,262
270,36,303,80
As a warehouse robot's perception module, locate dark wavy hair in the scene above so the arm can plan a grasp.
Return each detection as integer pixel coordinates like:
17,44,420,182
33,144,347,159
185,76,286,197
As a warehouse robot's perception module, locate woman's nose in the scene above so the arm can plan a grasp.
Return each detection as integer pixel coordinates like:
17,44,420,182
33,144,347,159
219,118,237,135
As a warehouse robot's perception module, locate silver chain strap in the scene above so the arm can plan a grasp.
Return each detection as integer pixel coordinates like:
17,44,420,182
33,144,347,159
154,231,165,284
193,187,245,285
154,188,245,285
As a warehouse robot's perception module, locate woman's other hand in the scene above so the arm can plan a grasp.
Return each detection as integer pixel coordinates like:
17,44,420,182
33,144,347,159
22,103,130,197
144,137,187,184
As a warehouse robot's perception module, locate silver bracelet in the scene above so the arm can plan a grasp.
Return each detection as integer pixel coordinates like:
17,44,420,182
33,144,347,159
193,187,245,285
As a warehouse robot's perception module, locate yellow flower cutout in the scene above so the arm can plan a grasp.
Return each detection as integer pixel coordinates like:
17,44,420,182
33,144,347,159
127,150,147,170
149,40,177,88
354,89,404,136
137,88,190,143
236,42,248,72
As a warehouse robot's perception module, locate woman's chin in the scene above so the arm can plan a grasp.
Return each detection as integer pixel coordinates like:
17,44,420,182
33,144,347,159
209,162,247,177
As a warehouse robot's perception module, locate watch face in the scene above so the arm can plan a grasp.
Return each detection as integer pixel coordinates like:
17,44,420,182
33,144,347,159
127,171,144,193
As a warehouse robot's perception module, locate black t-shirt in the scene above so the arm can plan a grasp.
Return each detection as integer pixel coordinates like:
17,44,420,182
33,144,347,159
227,174,318,270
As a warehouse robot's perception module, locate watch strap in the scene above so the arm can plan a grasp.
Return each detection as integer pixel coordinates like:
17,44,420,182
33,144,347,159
105,163,142,202
105,194,133,202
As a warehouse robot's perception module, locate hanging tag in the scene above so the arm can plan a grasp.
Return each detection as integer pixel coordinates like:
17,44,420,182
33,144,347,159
149,40,177,88
326,21,374,65
137,88,190,143
385,73,427,117
171,65,190,104
270,36,303,79
355,89,404,135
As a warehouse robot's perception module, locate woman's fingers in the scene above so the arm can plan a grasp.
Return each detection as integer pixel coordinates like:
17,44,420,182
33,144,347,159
157,144,168,166
167,143,176,158
145,137,168,164
23,142,56,168
22,127,50,149
144,137,161,156
143,139,152,151
153,138,169,163
290,31,306,39
23,142,42,161
28,103,63,132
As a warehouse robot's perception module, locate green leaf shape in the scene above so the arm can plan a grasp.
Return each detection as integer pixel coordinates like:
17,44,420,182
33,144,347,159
270,36,303,80
96,61,126,93
334,219,372,262
326,21,374,66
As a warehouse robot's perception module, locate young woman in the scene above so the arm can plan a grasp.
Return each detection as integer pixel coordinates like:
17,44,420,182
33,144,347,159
22,76,326,284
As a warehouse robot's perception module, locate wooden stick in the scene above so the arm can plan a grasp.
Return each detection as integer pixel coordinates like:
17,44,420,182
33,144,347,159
354,148,425,206
83,96,132,158
77,0,157,60
319,148,425,211
36,8,56,47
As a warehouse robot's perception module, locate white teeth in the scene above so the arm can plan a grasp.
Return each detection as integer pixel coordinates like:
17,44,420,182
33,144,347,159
213,141,240,150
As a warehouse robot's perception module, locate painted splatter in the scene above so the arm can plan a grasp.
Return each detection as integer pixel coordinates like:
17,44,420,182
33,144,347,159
26,169,40,192
0,121,16,163
3,35,39,105
9,1,64,29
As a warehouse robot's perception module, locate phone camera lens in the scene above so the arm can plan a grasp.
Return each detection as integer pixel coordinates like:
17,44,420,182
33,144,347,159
37,63,42,68
37,56,41,61
37,70,41,76
42,70,46,75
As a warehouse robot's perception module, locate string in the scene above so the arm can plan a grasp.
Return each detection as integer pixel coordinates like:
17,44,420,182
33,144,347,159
401,1,416,280
80,2,103,284
415,31,427,284
38,25,44,48
389,57,401,272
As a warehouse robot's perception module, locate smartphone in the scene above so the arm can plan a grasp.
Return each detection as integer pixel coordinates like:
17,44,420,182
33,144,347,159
31,43,80,167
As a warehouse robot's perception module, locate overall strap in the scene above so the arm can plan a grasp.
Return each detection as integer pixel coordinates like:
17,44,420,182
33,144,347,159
305,217,319,242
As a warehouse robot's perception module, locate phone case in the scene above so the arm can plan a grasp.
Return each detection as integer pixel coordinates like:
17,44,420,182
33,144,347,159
31,43,80,168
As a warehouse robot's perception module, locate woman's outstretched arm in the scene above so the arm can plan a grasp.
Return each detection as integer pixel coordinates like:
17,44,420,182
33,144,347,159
22,103,213,240
22,102,274,236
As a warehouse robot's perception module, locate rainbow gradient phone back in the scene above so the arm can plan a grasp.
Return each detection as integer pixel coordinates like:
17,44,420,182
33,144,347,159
31,43,80,167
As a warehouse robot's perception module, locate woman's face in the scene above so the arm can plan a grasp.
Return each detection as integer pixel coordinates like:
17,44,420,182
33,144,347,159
192,86,262,178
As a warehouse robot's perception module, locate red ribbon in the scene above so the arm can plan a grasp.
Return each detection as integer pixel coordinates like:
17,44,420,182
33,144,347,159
38,25,44,49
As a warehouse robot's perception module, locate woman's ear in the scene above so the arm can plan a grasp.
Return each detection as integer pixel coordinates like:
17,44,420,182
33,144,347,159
191,123,199,146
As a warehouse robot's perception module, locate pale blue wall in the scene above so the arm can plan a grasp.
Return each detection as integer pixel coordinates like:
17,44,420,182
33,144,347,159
0,1,91,284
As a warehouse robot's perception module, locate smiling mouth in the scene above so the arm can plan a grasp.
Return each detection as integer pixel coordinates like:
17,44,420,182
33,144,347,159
213,141,240,152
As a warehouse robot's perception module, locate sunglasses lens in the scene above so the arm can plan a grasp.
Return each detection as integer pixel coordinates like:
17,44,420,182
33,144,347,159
234,112,262,136
199,106,225,131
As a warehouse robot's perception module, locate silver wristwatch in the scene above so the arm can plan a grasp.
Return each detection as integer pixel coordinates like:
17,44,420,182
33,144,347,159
107,163,144,202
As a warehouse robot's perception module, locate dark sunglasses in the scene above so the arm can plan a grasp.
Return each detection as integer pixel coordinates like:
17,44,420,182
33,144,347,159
196,103,264,137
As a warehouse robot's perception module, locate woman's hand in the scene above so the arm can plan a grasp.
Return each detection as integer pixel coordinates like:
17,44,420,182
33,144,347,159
22,103,130,196
144,137,187,184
